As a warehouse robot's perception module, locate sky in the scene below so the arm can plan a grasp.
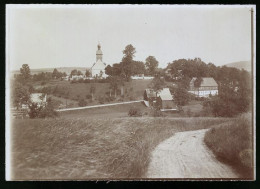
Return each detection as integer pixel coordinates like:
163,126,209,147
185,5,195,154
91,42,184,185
7,5,253,70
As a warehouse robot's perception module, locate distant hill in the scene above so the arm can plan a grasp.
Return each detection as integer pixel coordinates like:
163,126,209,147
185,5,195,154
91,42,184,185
11,67,90,75
223,61,251,71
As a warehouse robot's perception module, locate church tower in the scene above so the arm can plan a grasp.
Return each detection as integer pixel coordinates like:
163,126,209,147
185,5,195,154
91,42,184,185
90,42,107,78
96,43,103,62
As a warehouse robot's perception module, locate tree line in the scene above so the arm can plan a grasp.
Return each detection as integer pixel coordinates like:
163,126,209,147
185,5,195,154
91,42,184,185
166,58,252,117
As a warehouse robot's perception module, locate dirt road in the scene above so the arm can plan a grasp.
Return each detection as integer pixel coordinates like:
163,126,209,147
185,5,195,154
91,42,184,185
146,129,239,178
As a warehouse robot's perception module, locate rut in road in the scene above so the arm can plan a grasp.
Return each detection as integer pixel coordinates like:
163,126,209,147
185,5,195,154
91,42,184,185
146,129,239,178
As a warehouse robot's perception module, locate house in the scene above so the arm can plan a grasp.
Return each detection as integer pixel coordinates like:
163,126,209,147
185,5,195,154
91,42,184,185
90,43,108,78
188,77,218,97
157,88,177,110
143,88,177,110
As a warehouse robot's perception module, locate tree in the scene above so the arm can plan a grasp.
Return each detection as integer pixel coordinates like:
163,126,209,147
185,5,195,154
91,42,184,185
121,44,136,81
90,85,96,100
70,69,78,77
171,86,190,106
85,69,91,77
20,64,31,81
105,65,114,76
77,70,83,76
12,82,31,109
145,56,159,76
122,44,136,60
149,75,165,98
132,61,145,75
109,76,120,98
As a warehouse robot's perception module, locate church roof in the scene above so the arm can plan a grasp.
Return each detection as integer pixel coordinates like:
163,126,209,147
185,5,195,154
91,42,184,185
91,59,106,70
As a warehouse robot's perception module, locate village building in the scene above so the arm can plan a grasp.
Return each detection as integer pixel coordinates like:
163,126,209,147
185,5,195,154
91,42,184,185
90,43,108,78
188,77,218,97
143,88,177,110
157,88,177,110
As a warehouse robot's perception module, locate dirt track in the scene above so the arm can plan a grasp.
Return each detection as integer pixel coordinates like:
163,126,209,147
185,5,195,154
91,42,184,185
146,129,239,178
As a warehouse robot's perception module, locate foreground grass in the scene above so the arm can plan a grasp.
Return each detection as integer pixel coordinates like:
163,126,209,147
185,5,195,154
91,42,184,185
11,117,230,180
204,113,254,179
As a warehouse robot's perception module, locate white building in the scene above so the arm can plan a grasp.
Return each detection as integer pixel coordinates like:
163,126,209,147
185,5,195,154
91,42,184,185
90,43,107,78
188,77,218,97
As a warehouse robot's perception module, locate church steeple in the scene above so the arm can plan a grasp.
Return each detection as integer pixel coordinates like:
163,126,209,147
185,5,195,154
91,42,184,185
96,42,103,61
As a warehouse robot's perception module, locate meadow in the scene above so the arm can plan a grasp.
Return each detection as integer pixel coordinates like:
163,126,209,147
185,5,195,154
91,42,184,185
204,113,253,179
11,116,233,180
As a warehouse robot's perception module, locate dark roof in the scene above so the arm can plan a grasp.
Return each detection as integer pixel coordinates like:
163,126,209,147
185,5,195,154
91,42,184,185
190,77,218,87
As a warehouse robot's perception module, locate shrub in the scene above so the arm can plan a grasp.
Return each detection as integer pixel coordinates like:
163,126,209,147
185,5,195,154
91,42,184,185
153,109,164,117
78,99,87,107
128,107,142,117
98,96,104,104
86,94,92,99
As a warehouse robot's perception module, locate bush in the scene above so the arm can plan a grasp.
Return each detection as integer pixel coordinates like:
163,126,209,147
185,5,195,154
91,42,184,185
38,105,59,118
78,99,87,107
28,102,58,119
128,107,142,117
98,96,105,104
153,109,164,117
86,94,92,99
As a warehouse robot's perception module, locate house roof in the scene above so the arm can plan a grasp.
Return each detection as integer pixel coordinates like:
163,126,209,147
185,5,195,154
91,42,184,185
30,93,46,103
158,88,173,101
190,77,218,87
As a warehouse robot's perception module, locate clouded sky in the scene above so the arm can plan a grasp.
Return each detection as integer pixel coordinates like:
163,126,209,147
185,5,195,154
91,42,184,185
7,5,253,70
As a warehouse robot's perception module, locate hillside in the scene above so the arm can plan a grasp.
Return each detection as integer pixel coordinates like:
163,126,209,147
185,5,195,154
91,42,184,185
11,67,90,75
224,61,251,71
11,117,231,179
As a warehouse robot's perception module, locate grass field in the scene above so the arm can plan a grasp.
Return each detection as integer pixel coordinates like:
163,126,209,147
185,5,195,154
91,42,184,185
59,102,148,119
11,117,232,180
204,113,254,179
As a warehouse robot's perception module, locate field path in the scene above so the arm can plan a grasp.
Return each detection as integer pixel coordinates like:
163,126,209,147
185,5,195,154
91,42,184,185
146,129,239,178
56,100,143,112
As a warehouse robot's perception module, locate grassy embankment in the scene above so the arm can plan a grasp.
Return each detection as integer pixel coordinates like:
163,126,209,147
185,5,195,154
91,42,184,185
204,113,254,179
34,79,153,108
11,117,229,180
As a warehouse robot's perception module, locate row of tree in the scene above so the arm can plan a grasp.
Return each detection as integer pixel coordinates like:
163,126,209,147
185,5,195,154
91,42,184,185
105,44,160,80
166,58,252,117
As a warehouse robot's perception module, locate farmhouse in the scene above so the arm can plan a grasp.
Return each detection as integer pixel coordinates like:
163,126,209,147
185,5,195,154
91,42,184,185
90,43,108,78
144,88,177,110
157,88,177,110
188,77,218,97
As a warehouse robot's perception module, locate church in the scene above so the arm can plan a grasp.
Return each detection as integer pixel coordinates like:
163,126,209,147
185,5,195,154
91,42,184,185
90,43,107,78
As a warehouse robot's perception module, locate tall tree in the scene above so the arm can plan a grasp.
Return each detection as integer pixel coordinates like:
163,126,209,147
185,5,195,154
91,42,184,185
145,56,159,76
52,68,59,79
121,44,136,81
109,76,120,98
12,82,31,109
20,64,31,81
132,61,145,75
149,75,165,97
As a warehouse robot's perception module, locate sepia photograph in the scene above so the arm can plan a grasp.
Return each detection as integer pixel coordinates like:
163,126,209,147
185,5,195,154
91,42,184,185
5,4,255,180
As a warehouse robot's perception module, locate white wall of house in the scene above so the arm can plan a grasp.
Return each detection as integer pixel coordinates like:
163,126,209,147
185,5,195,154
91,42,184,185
188,90,218,97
